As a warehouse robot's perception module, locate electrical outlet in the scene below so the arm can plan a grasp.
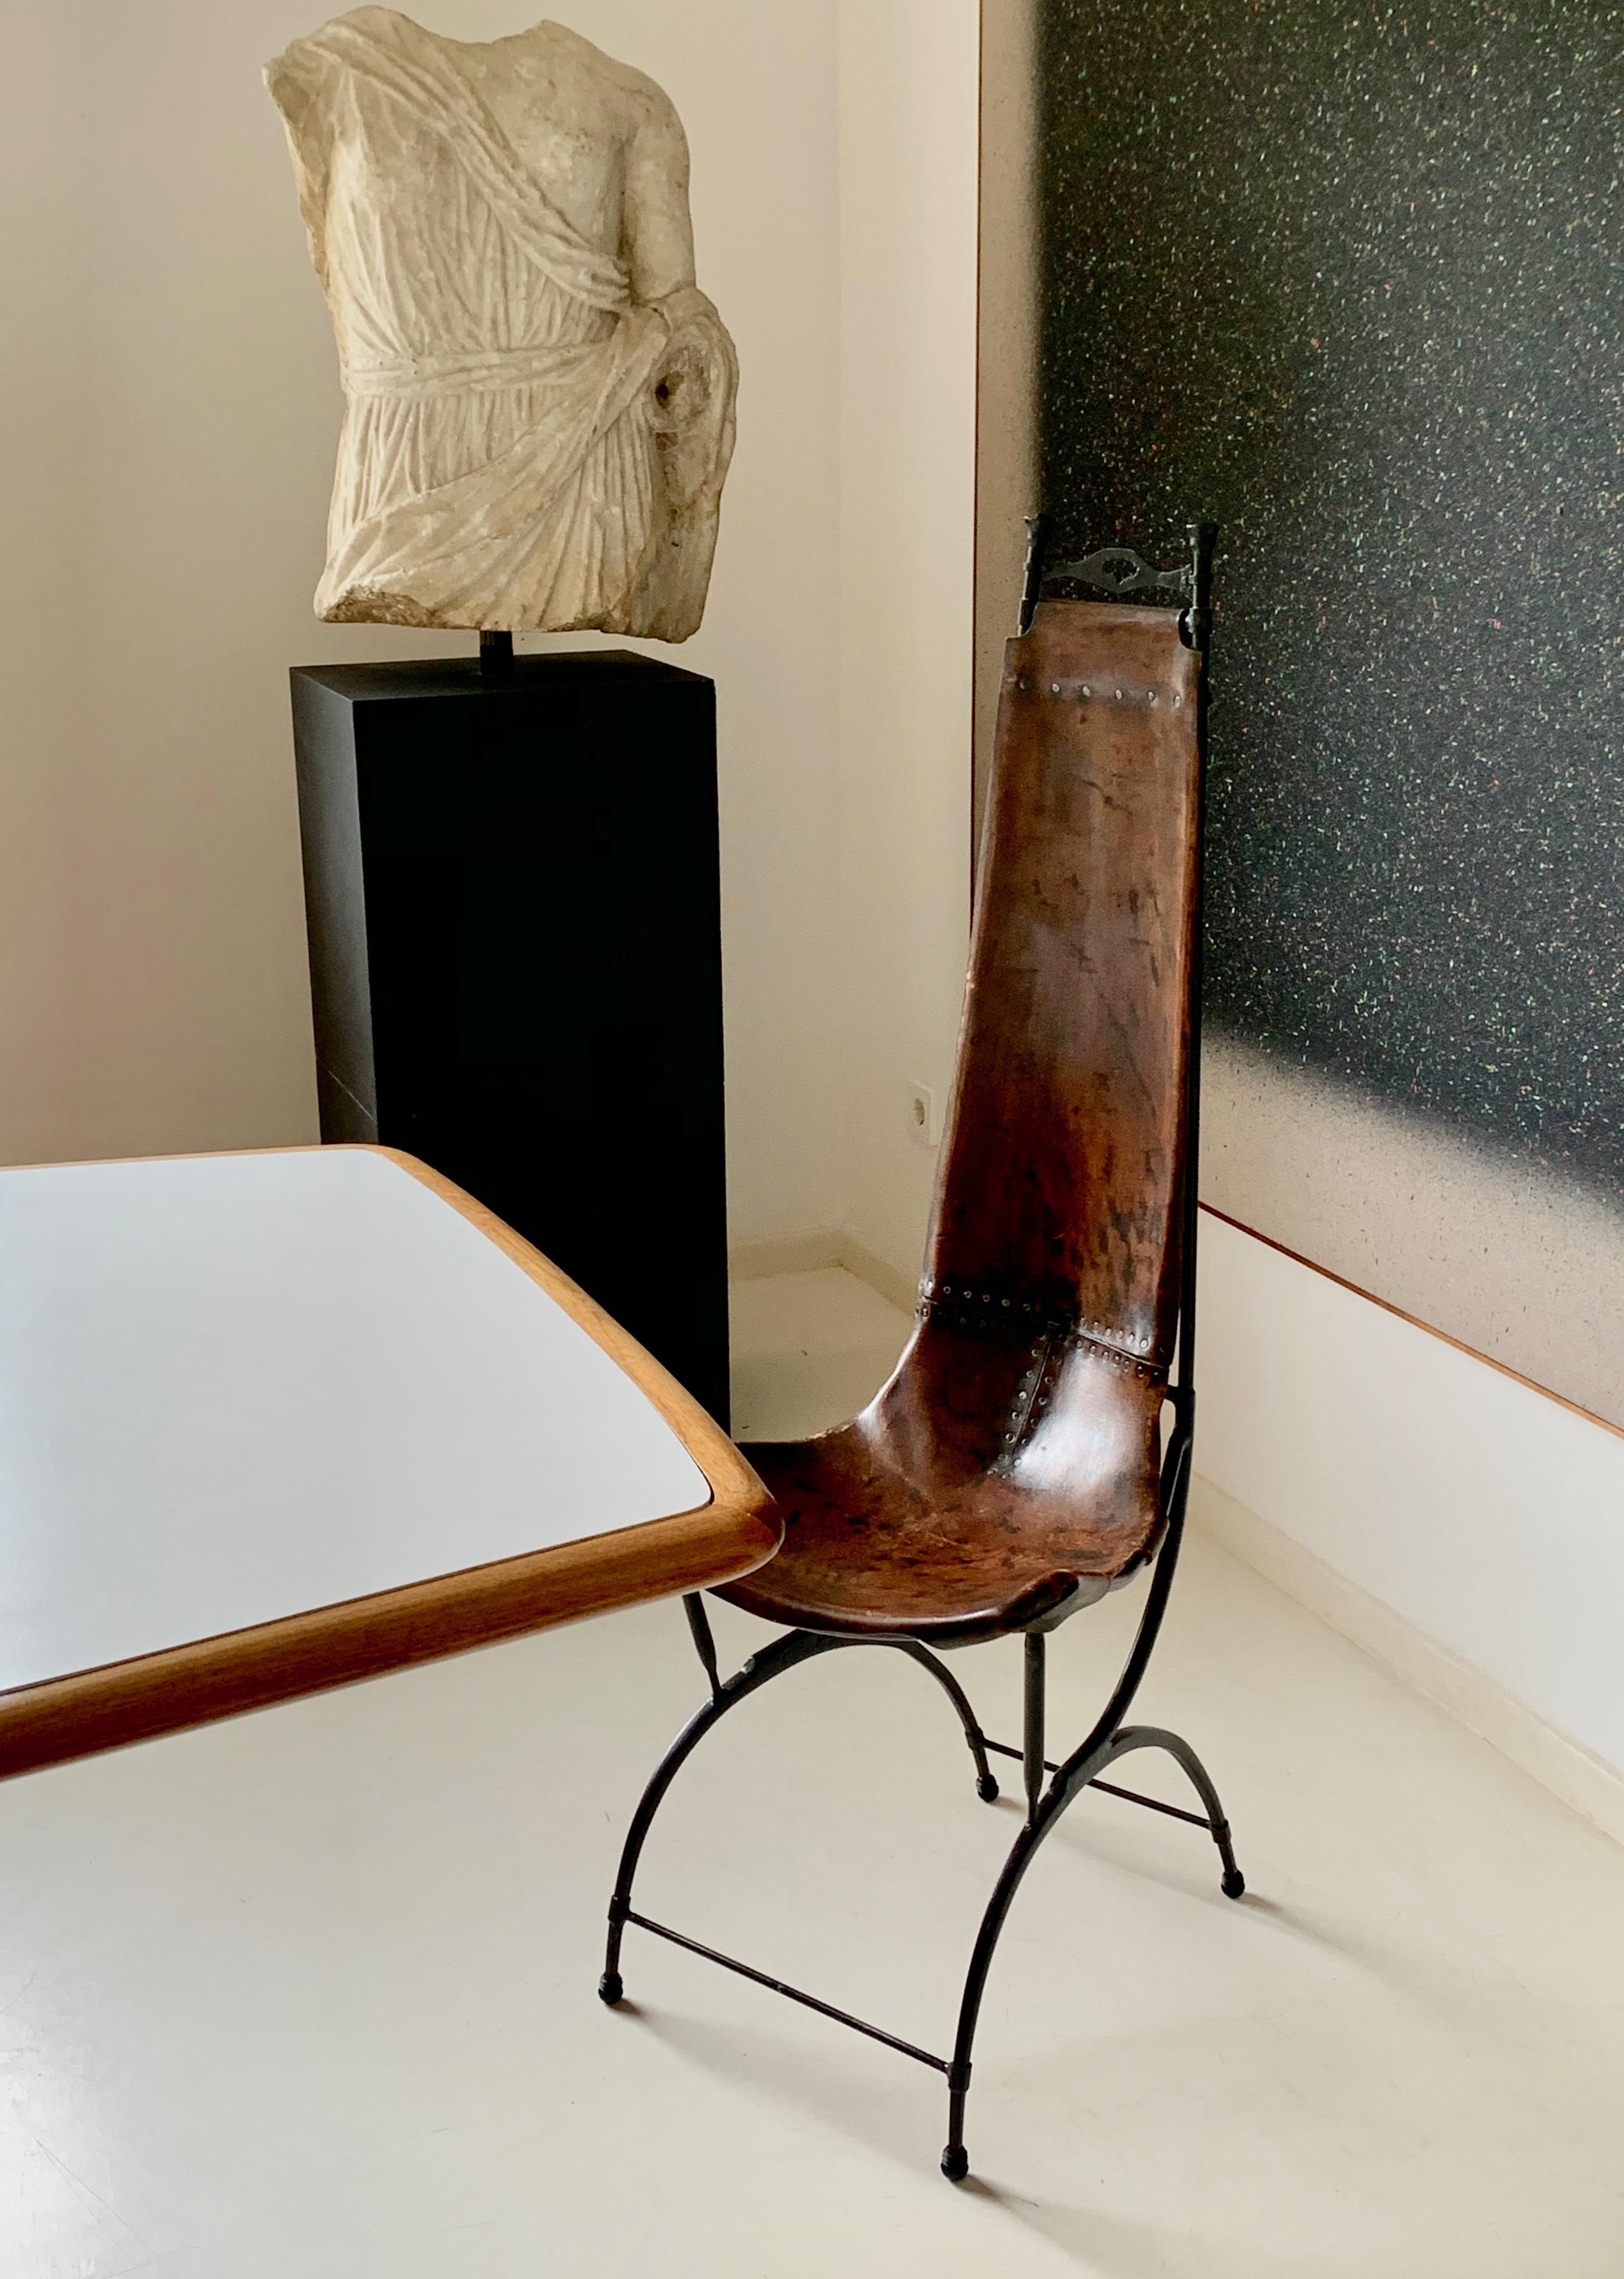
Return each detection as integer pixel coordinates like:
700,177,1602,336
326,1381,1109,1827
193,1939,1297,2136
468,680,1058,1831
907,1079,942,1148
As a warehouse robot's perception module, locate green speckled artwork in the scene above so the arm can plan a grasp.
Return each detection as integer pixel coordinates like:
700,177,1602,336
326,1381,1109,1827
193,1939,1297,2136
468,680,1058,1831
1038,0,1623,1201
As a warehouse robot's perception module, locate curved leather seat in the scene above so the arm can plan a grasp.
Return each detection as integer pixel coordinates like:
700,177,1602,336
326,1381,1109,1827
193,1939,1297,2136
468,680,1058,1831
719,597,1200,1649
725,1326,1167,1645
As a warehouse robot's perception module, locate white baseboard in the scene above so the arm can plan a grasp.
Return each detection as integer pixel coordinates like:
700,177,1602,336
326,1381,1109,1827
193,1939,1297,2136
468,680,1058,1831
1192,1473,1624,1850
830,1234,916,1314
730,1228,917,1315
728,1228,846,1283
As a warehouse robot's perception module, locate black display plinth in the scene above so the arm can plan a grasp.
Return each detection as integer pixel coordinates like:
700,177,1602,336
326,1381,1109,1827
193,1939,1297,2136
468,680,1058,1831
290,649,729,1425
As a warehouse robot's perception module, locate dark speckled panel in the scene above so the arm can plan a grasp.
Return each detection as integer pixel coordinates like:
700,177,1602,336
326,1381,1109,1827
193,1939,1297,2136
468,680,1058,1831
1037,0,1623,1203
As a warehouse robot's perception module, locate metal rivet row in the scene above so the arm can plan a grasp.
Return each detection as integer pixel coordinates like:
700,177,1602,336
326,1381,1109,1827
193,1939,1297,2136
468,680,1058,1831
918,1279,1166,1379
1014,678,1178,709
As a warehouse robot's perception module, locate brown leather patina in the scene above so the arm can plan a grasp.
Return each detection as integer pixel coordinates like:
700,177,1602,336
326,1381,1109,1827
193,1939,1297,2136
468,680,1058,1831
720,598,1203,1647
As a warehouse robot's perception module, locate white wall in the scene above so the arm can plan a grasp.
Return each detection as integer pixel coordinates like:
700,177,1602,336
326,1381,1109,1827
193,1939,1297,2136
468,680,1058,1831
834,0,981,1285
0,1,847,1251
1195,1209,1624,1790
0,8,92,1158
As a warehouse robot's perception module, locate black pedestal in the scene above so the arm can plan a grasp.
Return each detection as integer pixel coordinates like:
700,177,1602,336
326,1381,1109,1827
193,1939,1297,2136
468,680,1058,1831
290,650,729,1425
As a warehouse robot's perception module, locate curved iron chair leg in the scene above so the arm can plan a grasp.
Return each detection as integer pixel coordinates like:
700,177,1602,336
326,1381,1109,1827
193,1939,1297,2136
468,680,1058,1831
884,1639,1000,1801
939,1733,1108,2178
679,1598,994,1797
682,1592,724,1697
601,1627,845,2003
602,1624,1000,2004
939,1721,1245,2180
940,1490,1241,2182
1112,1723,1244,1898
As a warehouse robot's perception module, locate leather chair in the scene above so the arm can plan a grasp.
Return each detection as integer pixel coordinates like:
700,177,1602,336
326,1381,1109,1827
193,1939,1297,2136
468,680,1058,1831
601,521,1243,2182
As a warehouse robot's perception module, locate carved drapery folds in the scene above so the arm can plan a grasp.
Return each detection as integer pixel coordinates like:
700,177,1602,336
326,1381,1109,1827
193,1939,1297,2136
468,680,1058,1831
267,10,737,638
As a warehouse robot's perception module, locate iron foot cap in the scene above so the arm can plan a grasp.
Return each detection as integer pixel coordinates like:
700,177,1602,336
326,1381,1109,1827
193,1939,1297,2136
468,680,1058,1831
598,1972,624,2005
976,1773,1000,1804
941,2144,970,2183
1221,1868,1246,1900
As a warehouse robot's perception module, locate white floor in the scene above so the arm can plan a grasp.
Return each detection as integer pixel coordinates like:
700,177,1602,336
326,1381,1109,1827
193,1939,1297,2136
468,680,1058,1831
3,1270,1623,2276
729,1263,918,1441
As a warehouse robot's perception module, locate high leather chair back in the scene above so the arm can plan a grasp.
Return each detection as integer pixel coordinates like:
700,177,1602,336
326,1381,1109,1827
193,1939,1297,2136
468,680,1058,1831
927,597,1202,1368
719,561,1210,1642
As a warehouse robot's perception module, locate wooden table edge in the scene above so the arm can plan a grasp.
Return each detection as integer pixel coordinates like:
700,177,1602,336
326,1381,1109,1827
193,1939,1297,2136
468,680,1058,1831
0,1146,779,1783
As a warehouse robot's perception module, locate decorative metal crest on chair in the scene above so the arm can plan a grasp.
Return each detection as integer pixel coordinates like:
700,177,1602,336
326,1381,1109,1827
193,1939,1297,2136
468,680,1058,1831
601,517,1240,2183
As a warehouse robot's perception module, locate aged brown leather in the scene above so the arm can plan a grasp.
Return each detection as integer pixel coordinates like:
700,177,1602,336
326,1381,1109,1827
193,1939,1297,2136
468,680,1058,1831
719,598,1203,1647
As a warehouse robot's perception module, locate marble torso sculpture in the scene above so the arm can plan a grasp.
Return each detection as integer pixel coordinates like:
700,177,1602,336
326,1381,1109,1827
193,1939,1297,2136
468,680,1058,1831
266,9,736,638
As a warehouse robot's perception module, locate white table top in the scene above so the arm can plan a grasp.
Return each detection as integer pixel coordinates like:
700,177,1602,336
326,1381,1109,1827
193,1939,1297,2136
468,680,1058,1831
0,1148,714,1697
